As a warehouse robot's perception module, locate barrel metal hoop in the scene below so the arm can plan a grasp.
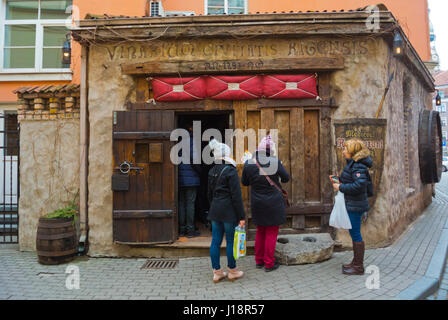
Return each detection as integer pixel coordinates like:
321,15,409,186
36,231,77,240
37,248,78,257
38,221,74,228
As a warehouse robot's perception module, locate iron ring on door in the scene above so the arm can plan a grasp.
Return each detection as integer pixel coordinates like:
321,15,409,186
119,161,131,174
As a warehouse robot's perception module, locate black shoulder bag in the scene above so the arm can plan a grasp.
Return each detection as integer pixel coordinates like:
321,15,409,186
254,159,290,208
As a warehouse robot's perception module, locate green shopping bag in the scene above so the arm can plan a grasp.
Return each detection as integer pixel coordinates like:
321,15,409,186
233,226,246,260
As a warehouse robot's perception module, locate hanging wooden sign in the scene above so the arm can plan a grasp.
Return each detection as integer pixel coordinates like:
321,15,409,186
333,118,387,209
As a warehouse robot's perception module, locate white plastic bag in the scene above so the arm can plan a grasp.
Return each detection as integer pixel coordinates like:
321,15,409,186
329,191,352,230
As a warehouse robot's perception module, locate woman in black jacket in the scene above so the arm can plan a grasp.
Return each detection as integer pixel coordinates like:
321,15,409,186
207,139,246,283
242,135,290,272
332,138,372,275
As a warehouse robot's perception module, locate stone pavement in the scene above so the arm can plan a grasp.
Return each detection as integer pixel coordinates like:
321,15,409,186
427,174,448,300
1,175,448,300
427,256,448,300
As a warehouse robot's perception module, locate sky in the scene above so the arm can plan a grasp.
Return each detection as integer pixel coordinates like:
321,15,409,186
429,0,448,71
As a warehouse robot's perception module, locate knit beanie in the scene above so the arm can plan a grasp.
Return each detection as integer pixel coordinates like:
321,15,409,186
257,134,277,157
208,139,236,167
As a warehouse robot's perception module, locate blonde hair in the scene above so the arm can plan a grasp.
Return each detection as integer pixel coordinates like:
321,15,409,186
344,138,370,160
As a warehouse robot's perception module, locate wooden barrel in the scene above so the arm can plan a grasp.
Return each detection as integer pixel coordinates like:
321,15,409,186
36,218,78,265
418,110,443,184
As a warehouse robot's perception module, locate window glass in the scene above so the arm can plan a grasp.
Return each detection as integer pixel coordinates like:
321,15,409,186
5,114,18,157
40,0,72,19
228,0,244,7
43,26,67,46
5,25,36,46
6,0,38,20
4,25,36,68
43,48,63,68
208,0,225,6
4,48,35,68
228,8,245,14
208,7,225,14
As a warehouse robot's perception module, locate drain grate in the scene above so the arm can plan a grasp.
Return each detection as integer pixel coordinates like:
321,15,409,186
141,259,178,270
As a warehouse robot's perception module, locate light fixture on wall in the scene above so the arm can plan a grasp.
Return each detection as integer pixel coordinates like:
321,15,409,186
393,31,404,57
62,34,71,66
436,90,442,106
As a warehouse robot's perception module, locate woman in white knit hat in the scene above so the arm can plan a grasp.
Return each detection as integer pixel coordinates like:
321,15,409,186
207,139,246,283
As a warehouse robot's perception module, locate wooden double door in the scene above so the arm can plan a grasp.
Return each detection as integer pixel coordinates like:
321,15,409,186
112,105,334,244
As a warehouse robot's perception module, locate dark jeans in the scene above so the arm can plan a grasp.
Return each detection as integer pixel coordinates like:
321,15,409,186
210,221,237,270
348,211,364,242
179,186,198,234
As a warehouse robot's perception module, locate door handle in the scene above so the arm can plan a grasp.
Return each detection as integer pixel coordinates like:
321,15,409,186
115,161,144,174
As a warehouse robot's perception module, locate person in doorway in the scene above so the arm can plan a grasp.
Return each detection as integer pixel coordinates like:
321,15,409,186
242,135,290,272
207,139,245,283
178,123,201,238
331,138,372,275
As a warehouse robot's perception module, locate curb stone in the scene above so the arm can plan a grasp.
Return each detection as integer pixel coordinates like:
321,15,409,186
395,227,448,300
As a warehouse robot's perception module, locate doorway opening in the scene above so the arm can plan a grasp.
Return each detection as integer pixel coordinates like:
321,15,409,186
176,111,232,242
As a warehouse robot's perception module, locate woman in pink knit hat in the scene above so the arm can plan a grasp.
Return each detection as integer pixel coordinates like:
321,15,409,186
242,134,290,272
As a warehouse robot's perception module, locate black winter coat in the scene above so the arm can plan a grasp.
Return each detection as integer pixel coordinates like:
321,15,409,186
207,161,245,223
339,155,373,213
241,151,290,226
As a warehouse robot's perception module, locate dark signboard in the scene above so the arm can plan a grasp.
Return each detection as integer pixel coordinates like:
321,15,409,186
333,118,387,210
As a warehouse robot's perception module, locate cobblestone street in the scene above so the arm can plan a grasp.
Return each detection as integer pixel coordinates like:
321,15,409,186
427,174,448,300
1,174,447,300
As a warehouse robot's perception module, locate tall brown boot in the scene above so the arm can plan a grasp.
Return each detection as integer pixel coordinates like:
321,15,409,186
342,241,365,275
343,241,355,268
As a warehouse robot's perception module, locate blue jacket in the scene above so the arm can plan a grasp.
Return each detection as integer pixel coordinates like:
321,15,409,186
178,134,200,187
339,153,373,213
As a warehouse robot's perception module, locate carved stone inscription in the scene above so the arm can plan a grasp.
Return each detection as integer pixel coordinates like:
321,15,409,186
106,38,376,62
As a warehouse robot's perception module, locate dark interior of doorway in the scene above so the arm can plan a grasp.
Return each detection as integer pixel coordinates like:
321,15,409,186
177,112,231,241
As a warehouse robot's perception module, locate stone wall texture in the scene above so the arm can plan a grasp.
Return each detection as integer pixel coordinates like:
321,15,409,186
330,40,433,248
19,119,80,251
82,35,433,256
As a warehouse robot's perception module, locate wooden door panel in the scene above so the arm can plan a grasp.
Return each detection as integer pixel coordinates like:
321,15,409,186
304,110,321,202
113,140,136,211
244,106,330,237
275,110,292,198
112,110,176,244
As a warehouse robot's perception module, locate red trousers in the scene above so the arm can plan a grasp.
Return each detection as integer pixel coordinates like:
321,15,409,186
255,225,279,268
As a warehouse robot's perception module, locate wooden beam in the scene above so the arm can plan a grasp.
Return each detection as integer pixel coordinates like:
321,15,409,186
121,57,345,75
73,23,396,44
127,100,206,110
113,210,173,219
113,132,171,139
258,98,337,108
79,45,89,240
136,77,150,103
126,98,337,111
286,203,333,215
77,12,396,28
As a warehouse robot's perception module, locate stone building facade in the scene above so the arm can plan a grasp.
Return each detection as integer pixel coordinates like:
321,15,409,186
16,10,437,257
